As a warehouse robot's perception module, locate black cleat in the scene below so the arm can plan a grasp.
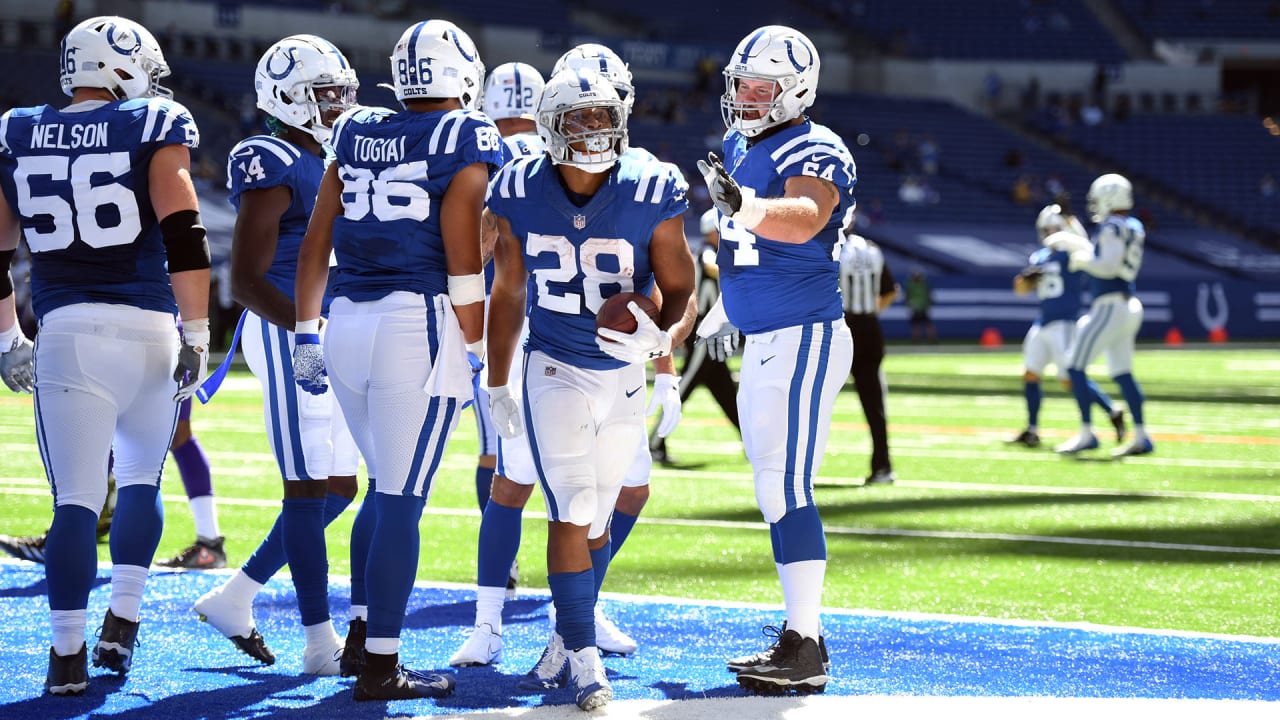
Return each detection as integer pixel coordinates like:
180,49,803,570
0,532,47,564
736,629,829,695
339,618,366,677
156,536,227,569
1109,408,1127,444
229,630,276,666
45,645,89,696
727,623,829,673
92,609,140,675
354,663,456,701
1009,429,1040,448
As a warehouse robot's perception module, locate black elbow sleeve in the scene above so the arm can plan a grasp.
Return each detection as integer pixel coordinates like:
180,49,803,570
160,209,211,273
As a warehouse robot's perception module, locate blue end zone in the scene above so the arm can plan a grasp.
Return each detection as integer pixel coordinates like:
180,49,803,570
1,561,1278,716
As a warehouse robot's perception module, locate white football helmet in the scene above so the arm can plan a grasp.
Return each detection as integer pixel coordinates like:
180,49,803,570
1036,203,1087,243
1086,173,1133,223
60,16,171,100
553,44,634,115
537,68,627,173
256,35,359,144
721,25,820,137
389,20,482,107
483,62,545,121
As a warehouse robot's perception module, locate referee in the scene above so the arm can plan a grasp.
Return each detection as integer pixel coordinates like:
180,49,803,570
839,231,900,485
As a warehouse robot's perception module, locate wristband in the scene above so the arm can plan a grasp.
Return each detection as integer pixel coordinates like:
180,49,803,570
296,318,321,335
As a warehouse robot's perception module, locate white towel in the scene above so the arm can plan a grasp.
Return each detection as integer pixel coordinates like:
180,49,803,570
424,296,475,400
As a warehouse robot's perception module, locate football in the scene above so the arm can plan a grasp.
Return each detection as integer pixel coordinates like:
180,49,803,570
595,291,660,336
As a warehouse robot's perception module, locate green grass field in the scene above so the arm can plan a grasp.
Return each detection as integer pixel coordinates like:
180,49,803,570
2,345,1278,638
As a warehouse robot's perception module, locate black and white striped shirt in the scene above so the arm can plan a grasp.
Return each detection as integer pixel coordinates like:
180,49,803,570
839,234,896,316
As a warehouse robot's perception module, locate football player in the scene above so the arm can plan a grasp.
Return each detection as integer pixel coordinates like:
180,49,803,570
1010,200,1125,449
155,399,225,569
190,35,363,675
0,16,210,695
1058,174,1154,457
695,25,853,694
292,19,501,701
484,67,696,711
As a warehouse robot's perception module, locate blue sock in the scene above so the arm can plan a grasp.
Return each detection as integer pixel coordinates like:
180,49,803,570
109,485,164,567
1113,373,1146,425
282,496,329,626
609,511,638,559
477,501,522,588
46,504,98,611
773,505,826,564
1067,368,1094,424
350,478,377,609
548,569,595,650
1088,379,1115,414
769,522,783,564
591,538,612,597
1024,381,1042,427
243,492,352,586
171,437,212,498
475,466,494,512
365,492,424,640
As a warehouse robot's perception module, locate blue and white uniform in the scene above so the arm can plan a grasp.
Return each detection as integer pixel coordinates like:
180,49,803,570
227,135,361,481
1022,247,1085,380
715,119,856,524
0,97,197,511
1068,216,1145,375
487,150,687,534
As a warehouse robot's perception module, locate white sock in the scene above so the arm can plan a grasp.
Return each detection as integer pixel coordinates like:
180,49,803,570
304,620,339,648
51,609,87,656
1081,423,1094,437
778,559,826,639
350,604,368,621
475,586,506,632
1027,424,1038,433
110,564,149,622
219,570,264,607
189,495,220,541
1135,424,1148,441
366,637,399,655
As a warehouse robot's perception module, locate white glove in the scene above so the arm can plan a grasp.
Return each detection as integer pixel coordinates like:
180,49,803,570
0,327,34,393
1044,230,1093,255
292,333,328,396
647,373,682,438
695,294,739,362
1068,249,1094,273
596,301,673,364
173,318,210,402
697,152,766,229
489,385,523,439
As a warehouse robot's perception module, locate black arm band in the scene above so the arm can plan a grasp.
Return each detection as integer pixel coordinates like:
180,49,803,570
0,248,14,299
160,209,211,273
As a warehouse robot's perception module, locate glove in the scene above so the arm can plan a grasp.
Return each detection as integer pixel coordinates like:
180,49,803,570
596,301,673,364
489,385,523,439
0,329,34,393
292,333,328,395
697,152,766,229
695,294,740,362
647,372,682,438
173,318,210,402
462,351,484,410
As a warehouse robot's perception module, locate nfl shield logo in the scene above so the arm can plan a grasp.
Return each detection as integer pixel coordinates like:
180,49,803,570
573,214,586,230
545,366,557,376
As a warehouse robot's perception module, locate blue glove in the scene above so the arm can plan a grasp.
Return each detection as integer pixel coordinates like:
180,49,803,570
293,333,328,395
462,351,483,410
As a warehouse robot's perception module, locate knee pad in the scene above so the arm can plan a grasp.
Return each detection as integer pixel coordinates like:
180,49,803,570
754,468,789,524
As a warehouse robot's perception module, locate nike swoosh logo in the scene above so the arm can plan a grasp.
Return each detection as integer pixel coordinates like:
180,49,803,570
625,386,642,398
760,355,776,365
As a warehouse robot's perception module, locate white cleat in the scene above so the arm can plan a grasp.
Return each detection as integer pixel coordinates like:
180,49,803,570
520,631,568,690
594,606,637,656
192,585,254,639
1055,432,1099,455
302,637,343,676
567,646,612,711
1112,436,1155,457
448,623,503,667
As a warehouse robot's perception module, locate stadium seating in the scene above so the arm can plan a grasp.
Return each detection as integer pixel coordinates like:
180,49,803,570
1116,0,1280,40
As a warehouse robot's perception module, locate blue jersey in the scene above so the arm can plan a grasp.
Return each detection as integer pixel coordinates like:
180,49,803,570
328,106,505,301
716,119,857,333
1090,215,1145,298
0,98,199,320
501,131,544,160
1027,247,1084,324
226,134,327,307
487,152,689,370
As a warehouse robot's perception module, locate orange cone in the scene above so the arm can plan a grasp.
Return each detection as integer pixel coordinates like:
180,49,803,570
980,327,1003,347
1208,326,1228,343
1164,327,1184,346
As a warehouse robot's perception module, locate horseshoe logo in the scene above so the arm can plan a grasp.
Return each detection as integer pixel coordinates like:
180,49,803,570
1196,282,1228,331
105,25,141,57
265,48,297,81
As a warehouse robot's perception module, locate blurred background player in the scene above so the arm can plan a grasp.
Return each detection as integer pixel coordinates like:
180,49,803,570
0,15,210,695
155,398,224,568
838,225,899,485
696,25,853,695
484,66,695,711
649,208,741,466
293,19,500,701
190,35,362,675
1059,174,1154,457
1010,200,1125,449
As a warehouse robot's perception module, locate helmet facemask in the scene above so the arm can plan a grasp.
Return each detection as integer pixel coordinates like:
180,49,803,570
537,69,628,173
